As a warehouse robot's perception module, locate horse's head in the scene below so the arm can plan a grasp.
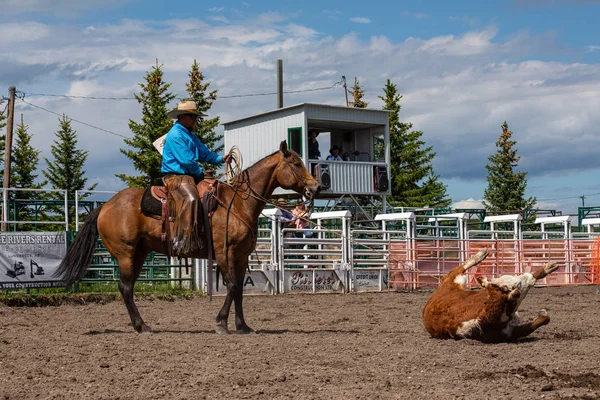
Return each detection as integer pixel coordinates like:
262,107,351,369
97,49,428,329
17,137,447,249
275,141,321,206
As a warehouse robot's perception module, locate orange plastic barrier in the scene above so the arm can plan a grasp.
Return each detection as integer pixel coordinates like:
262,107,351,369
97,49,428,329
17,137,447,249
389,239,596,290
591,237,600,285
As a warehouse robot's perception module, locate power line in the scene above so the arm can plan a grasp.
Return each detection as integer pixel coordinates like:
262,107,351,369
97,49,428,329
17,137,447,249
20,93,135,100
538,192,600,202
19,81,341,101
19,98,130,139
13,79,343,141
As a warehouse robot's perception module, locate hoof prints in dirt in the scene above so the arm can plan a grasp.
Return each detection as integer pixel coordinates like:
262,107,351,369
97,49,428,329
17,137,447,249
468,364,600,395
552,330,586,341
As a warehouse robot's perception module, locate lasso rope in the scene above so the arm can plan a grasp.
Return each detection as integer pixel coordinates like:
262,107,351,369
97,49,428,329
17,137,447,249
224,145,243,185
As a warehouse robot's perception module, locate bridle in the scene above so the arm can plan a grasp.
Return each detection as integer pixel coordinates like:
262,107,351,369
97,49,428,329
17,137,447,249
223,152,317,210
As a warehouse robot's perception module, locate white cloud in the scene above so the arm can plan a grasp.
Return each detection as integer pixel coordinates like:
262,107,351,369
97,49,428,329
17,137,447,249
416,26,498,56
1,16,600,209
414,13,429,19
452,198,486,209
210,15,229,23
208,6,224,12
0,22,50,45
587,45,600,52
350,17,371,24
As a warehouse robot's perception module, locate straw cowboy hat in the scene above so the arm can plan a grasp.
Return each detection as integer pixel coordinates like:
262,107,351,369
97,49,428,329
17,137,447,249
167,100,208,119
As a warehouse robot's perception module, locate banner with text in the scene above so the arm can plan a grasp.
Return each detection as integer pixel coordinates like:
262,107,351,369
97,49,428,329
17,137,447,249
284,269,344,293
353,268,388,292
211,269,275,295
0,232,67,290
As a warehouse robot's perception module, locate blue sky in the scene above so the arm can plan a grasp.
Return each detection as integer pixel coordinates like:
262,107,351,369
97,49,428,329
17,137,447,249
1,0,600,213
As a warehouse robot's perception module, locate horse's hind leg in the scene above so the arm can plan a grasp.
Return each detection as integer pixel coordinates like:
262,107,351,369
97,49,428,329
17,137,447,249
117,246,151,333
508,310,550,341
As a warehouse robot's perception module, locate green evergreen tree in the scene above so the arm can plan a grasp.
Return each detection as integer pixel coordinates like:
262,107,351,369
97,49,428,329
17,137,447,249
186,59,223,172
117,60,175,187
43,115,97,230
483,122,536,212
11,114,47,230
379,79,450,208
349,77,368,108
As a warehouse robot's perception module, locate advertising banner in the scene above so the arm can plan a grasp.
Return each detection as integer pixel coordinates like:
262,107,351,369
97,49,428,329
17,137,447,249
211,269,275,295
353,269,388,292
284,269,344,293
0,232,67,290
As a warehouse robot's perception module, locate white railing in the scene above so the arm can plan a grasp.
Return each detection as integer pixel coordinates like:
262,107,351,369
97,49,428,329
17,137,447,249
309,160,388,194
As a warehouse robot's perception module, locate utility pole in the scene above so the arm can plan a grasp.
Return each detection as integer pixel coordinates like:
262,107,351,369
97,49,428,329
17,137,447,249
2,86,15,231
581,194,586,208
277,59,283,109
342,76,349,107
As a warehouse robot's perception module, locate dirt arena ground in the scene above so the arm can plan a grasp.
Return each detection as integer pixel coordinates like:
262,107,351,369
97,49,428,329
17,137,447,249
1,285,600,400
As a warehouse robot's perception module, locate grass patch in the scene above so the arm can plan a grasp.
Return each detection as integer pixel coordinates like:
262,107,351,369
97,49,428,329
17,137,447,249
0,282,200,307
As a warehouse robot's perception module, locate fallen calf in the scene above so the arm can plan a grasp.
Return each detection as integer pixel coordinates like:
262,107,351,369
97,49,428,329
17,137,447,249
422,249,558,343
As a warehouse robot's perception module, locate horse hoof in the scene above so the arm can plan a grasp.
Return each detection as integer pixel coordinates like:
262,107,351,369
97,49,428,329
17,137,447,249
215,325,229,335
138,325,152,334
236,327,256,335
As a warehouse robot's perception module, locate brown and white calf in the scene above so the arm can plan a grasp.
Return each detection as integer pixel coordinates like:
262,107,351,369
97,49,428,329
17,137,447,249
422,249,558,343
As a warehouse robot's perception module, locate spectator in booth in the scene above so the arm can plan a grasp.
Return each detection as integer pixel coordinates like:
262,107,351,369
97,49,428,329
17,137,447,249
342,152,351,161
308,130,321,177
326,145,343,161
308,130,321,160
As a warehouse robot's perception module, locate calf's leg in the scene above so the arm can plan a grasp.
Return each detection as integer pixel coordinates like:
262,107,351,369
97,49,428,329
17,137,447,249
532,262,559,280
508,310,550,341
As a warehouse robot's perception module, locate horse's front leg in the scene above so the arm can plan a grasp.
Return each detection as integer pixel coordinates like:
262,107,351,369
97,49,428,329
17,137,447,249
234,261,254,334
215,268,234,335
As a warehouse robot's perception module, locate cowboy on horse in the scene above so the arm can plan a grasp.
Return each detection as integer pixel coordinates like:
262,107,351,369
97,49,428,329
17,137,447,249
161,100,232,256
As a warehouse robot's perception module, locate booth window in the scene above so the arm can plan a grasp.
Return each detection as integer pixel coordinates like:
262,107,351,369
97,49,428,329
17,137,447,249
287,127,302,156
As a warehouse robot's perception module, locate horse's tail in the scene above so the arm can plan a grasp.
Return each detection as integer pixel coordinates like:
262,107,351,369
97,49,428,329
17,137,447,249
54,206,103,286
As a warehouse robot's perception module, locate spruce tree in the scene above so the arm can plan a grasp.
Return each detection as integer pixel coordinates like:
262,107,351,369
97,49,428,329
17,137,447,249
349,77,368,108
117,60,175,187
483,122,536,212
186,59,223,172
379,79,450,208
11,114,46,230
43,115,97,230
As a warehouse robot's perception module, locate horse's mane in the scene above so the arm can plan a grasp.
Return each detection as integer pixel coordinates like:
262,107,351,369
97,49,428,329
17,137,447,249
243,148,301,174
245,150,279,173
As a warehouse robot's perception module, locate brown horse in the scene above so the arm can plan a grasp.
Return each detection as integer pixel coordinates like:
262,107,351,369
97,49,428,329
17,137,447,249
54,141,320,334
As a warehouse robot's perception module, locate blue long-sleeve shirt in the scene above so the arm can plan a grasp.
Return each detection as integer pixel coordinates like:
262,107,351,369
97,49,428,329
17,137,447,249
160,121,223,179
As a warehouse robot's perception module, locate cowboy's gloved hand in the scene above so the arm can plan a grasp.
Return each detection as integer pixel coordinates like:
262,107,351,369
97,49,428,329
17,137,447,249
223,153,233,164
